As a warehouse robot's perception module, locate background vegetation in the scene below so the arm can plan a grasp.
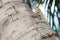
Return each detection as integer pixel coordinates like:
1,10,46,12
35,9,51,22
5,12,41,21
24,0,60,37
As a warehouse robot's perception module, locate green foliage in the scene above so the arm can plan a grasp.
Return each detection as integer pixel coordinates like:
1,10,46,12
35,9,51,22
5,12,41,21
25,0,60,37
32,0,44,4
26,0,31,8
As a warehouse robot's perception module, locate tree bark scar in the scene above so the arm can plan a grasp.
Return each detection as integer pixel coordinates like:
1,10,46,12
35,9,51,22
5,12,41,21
12,6,19,14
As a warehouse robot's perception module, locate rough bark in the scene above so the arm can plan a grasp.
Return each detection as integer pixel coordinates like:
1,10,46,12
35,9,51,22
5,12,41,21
0,0,59,40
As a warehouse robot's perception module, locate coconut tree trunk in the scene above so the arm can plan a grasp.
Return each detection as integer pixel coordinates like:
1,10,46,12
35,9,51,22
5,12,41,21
0,0,59,40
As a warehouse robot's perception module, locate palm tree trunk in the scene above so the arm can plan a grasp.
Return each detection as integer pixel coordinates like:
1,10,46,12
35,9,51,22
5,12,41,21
0,0,59,40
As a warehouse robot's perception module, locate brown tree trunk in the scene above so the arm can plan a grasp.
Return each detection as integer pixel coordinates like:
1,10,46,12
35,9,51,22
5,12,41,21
0,0,59,40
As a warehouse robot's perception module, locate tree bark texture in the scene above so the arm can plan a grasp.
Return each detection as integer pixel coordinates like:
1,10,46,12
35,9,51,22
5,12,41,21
0,0,59,40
